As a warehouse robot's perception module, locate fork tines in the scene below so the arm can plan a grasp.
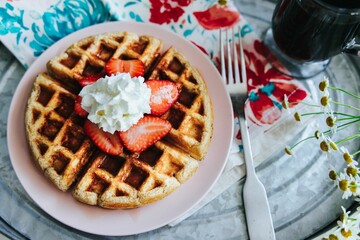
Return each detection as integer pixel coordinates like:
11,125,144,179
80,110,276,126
219,27,247,92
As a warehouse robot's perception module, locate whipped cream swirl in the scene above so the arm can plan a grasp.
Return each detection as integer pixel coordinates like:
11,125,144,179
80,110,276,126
79,73,151,133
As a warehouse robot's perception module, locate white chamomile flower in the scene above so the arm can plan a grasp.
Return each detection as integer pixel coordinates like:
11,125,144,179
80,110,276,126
325,112,338,133
337,206,351,232
320,90,333,114
337,173,353,199
282,94,290,112
335,206,360,240
351,175,360,197
329,165,338,180
319,77,329,92
341,147,357,165
324,136,338,151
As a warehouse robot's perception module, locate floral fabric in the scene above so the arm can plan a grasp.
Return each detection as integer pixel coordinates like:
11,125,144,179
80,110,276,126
102,0,308,137
0,0,109,68
0,0,307,140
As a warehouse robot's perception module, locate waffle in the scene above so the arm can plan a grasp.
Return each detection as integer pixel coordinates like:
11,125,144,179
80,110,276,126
46,32,163,91
25,31,214,209
25,72,95,191
148,47,214,160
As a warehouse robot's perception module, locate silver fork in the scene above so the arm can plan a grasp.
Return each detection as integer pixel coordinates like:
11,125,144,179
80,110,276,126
220,28,276,240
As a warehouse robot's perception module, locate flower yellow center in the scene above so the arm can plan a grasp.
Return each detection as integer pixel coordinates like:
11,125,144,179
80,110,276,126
339,213,345,222
319,80,328,91
350,181,357,193
320,141,329,152
343,153,353,164
328,234,339,240
329,141,338,151
346,167,357,177
341,228,352,238
339,180,349,191
285,147,293,155
326,116,335,127
329,170,337,180
321,96,329,106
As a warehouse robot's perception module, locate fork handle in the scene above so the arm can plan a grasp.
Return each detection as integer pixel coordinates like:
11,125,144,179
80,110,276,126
238,114,256,177
238,115,276,240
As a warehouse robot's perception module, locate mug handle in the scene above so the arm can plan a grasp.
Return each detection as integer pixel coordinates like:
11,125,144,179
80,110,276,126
344,36,360,57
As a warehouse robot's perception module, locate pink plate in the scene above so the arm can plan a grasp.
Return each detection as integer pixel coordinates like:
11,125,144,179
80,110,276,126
7,22,233,236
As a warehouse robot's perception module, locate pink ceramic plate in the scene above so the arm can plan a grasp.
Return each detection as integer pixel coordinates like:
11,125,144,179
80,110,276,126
7,22,233,236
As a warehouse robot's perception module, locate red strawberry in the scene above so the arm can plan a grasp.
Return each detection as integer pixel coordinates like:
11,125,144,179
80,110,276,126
119,116,171,152
78,74,102,87
84,120,123,155
74,96,88,117
105,59,145,77
146,80,179,116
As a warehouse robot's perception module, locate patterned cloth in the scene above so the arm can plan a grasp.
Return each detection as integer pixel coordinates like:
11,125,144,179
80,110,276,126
0,0,308,225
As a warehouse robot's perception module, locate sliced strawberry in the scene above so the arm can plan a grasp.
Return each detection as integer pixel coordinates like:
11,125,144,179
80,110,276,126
74,96,88,117
105,59,145,77
146,80,179,116
84,120,123,155
119,116,171,152
78,74,102,87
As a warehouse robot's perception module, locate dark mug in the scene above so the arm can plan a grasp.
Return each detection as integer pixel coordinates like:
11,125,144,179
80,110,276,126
271,0,360,63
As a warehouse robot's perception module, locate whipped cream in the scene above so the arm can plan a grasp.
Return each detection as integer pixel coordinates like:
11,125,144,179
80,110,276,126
79,73,151,133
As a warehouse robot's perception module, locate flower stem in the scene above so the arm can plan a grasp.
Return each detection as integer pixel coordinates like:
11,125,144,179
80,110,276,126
352,149,360,157
336,117,360,122
289,136,315,149
300,112,324,117
300,111,360,119
330,100,360,112
332,112,360,118
293,101,322,108
335,134,360,145
328,86,360,100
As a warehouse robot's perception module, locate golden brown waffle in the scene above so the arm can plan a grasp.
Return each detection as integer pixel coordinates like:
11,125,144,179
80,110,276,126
148,47,214,160
25,32,213,209
25,72,95,191
73,142,198,208
47,32,163,92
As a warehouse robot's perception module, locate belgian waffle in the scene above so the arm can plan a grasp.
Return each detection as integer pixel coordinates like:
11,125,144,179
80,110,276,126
25,31,213,208
25,72,95,191
46,32,163,92
148,47,214,160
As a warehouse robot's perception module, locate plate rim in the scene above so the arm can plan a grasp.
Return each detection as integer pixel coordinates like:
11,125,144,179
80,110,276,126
7,21,234,236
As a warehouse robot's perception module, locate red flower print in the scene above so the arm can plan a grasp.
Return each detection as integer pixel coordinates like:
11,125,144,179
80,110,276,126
272,81,307,105
243,40,307,125
193,3,240,30
247,91,283,125
191,41,208,55
149,0,192,24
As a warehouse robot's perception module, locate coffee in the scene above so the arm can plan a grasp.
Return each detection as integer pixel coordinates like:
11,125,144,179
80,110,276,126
271,0,360,62
318,0,360,9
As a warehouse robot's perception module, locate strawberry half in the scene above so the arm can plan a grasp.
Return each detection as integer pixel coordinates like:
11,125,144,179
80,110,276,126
105,59,145,77
78,74,102,87
74,96,88,118
146,80,179,116
84,120,123,155
119,116,172,152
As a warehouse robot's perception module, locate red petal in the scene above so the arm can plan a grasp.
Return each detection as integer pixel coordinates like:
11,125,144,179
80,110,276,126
272,82,307,104
249,92,282,124
193,4,240,30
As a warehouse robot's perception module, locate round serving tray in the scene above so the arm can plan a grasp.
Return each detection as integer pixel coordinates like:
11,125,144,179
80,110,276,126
0,0,359,239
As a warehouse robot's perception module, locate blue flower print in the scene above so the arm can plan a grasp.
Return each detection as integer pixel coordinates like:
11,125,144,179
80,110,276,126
30,0,109,56
0,3,29,44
